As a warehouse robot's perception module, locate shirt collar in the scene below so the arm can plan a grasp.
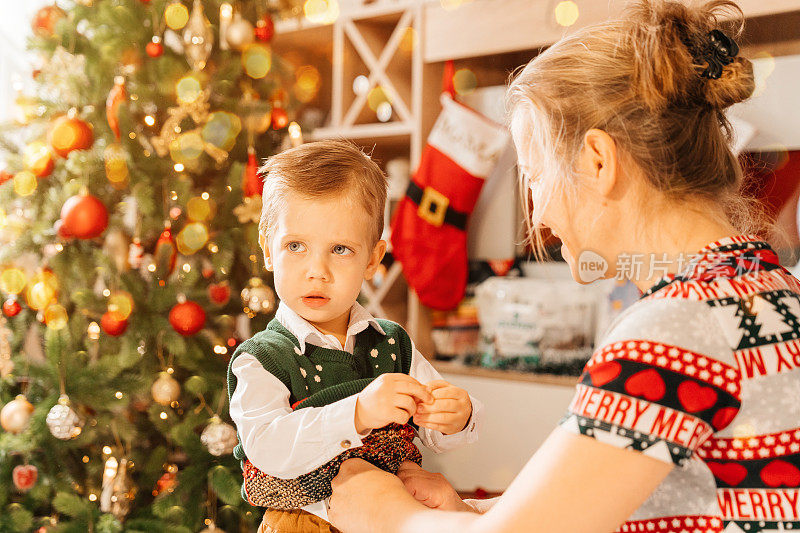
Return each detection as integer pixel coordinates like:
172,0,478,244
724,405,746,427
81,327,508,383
275,301,385,355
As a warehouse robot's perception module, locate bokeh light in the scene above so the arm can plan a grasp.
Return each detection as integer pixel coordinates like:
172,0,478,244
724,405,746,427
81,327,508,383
177,222,209,255
202,112,241,151
304,0,339,24
169,132,204,165
186,196,215,222
294,65,321,103
242,44,272,79
104,143,129,184
0,268,27,295
13,171,37,197
440,0,469,11
453,68,477,95
27,280,56,310
752,52,776,98
108,291,134,320
44,303,68,330
554,1,579,27
399,27,417,53
176,75,202,104
367,86,391,111
165,2,189,30
23,141,53,177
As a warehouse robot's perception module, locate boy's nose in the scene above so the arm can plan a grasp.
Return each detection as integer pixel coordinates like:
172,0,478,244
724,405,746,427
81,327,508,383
305,254,331,281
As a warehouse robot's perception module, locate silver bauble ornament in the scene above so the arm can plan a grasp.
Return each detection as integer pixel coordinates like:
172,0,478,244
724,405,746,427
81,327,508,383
200,415,238,456
46,394,83,440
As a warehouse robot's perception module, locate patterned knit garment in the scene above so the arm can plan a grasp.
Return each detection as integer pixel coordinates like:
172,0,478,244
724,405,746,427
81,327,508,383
227,318,421,509
560,236,800,533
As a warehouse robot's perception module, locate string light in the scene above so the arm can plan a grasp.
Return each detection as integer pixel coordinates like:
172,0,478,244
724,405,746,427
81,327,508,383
144,115,155,126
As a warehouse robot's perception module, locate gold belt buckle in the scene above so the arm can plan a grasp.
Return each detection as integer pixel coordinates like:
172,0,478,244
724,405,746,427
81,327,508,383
417,186,449,227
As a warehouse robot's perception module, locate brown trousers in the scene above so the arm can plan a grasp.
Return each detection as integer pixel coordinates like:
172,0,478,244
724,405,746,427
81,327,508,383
257,508,342,533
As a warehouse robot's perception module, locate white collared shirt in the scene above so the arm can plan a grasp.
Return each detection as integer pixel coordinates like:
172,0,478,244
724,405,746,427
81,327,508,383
229,301,482,521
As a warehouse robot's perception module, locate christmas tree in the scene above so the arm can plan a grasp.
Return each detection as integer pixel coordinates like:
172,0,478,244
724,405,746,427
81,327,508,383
0,1,319,530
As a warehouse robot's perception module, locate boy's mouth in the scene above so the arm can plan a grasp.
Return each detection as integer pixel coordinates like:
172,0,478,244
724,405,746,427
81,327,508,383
302,294,330,308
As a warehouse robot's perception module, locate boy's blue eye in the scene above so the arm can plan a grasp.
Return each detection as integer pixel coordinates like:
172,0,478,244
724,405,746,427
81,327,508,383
287,242,306,252
332,245,353,256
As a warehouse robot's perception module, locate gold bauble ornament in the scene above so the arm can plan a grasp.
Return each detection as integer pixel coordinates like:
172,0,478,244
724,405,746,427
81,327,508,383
1,395,34,434
46,394,83,440
151,372,181,405
100,456,136,521
183,0,214,70
200,415,238,456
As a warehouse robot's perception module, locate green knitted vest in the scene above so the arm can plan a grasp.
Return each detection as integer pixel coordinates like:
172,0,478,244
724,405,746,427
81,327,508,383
226,317,414,462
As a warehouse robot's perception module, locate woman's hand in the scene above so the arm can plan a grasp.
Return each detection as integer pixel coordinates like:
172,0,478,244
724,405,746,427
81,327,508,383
396,462,472,512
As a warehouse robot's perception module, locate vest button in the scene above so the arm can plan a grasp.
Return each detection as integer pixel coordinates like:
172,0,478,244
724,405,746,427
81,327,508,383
341,439,351,449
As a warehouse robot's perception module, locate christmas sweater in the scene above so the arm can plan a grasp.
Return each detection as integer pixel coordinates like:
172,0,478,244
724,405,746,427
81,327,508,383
226,318,420,508
560,235,800,533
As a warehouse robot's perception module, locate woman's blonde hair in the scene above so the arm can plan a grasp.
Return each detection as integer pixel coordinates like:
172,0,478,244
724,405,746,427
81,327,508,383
507,0,766,256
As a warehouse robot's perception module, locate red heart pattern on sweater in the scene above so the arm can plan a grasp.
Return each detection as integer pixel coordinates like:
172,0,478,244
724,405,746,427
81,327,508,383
624,369,666,401
707,461,748,486
711,407,738,430
588,361,621,387
760,459,800,488
677,380,718,413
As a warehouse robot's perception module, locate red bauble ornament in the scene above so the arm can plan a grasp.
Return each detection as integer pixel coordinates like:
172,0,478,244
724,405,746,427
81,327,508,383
3,298,22,317
101,311,128,336
255,15,274,42
146,37,164,58
106,76,127,141
31,5,65,37
169,300,206,336
48,115,94,158
0,170,12,185
208,281,231,305
12,464,38,492
271,107,289,130
242,147,262,197
61,193,108,240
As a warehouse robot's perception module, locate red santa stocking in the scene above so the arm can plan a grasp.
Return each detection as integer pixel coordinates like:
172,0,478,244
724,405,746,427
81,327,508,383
390,94,509,310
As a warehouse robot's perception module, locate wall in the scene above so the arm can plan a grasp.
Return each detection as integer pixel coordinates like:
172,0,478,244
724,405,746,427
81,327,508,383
420,372,576,492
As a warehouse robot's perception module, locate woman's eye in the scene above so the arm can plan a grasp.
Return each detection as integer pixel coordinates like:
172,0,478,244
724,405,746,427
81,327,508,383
333,245,353,256
287,242,306,252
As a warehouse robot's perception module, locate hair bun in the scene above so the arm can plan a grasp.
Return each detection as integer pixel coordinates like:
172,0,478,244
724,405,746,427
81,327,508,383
629,0,755,112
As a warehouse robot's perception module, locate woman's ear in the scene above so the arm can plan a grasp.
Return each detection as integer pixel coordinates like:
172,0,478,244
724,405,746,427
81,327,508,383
259,234,273,271
364,240,387,281
581,129,618,198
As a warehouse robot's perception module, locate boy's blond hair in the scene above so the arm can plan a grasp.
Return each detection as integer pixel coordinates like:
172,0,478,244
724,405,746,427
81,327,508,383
258,140,387,249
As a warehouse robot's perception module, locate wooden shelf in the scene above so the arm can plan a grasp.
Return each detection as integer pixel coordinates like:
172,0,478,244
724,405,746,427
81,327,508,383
431,360,579,388
308,121,413,140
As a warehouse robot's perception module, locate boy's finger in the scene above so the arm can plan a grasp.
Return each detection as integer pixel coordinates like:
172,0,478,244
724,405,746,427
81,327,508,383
412,412,452,425
413,419,451,433
431,386,465,400
416,398,460,414
396,379,434,403
425,380,450,391
394,394,418,417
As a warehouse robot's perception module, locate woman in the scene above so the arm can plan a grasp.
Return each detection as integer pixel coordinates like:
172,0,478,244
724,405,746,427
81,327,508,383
327,1,800,532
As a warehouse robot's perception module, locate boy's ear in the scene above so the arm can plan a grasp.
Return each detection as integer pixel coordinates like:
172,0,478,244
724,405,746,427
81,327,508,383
259,234,273,271
364,240,387,281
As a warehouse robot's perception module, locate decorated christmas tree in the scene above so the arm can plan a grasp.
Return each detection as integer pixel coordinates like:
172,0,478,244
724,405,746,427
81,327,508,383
0,1,320,530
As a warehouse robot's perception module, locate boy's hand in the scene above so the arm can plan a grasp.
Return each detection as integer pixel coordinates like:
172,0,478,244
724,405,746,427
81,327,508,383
354,374,433,434
413,380,472,435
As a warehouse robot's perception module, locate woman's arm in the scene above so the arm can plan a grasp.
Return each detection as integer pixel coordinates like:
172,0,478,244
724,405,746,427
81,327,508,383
329,426,672,533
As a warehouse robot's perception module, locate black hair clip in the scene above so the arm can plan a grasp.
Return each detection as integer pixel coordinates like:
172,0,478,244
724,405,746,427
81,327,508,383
695,29,739,80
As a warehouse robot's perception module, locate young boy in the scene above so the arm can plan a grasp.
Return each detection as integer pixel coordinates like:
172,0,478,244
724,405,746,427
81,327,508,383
227,140,481,532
